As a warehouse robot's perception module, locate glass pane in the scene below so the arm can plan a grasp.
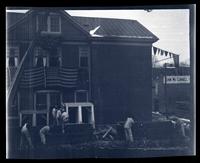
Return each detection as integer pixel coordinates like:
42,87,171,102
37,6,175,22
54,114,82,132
38,15,47,31
9,57,15,67
50,92,60,108
22,114,33,126
50,15,60,32
80,56,88,67
36,114,47,127
82,106,92,123
68,107,78,123
36,93,47,110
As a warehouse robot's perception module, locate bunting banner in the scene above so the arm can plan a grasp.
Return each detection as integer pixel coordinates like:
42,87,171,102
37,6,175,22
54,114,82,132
160,50,164,56
152,46,179,67
165,51,168,57
153,46,157,55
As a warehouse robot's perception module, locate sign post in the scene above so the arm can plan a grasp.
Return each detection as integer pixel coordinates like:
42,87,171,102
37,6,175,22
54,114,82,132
164,63,168,118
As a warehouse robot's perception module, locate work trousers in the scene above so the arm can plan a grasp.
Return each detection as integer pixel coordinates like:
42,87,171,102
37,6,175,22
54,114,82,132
124,127,133,142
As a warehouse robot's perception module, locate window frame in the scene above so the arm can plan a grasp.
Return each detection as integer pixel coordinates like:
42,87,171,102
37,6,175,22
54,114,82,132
36,13,61,33
33,47,47,67
6,46,19,68
79,46,90,68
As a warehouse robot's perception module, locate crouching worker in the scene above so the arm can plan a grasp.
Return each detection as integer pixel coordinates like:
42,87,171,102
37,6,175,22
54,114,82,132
39,125,50,145
124,117,135,143
20,122,34,150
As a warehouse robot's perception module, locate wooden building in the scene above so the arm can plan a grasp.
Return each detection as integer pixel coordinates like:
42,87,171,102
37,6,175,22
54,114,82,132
152,66,191,119
6,8,158,127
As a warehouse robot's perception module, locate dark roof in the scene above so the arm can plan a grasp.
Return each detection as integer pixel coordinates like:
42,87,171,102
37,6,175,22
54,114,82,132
73,16,158,41
6,11,159,42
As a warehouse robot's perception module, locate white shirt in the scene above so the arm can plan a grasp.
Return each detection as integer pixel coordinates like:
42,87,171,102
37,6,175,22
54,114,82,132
40,126,50,135
56,110,62,119
21,123,30,138
52,108,57,118
61,112,69,122
124,118,135,129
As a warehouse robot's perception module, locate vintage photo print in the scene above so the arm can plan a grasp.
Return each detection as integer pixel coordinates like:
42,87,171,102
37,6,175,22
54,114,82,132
6,5,195,158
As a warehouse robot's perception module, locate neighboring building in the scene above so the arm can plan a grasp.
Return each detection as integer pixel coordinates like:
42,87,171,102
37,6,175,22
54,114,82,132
6,8,158,127
152,66,191,119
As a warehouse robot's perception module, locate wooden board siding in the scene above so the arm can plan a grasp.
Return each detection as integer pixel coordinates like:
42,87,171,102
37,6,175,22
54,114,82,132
8,14,37,41
91,45,152,123
19,88,34,110
62,45,79,67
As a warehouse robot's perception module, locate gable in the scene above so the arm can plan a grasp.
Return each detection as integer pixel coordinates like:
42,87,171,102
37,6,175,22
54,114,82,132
7,10,90,42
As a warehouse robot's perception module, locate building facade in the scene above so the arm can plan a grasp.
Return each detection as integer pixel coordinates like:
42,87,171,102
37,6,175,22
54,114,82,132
152,66,191,119
6,8,158,127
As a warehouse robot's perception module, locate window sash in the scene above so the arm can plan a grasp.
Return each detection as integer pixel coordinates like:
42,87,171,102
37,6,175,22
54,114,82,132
37,14,61,33
79,47,89,67
7,47,19,67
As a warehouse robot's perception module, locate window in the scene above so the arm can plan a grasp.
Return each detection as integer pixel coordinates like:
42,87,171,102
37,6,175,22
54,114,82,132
34,47,47,67
79,47,89,68
6,47,19,67
50,15,60,32
49,48,62,67
36,13,61,33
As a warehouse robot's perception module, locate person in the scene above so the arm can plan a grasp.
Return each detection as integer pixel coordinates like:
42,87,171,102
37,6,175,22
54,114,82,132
56,108,62,126
52,106,57,126
39,125,50,145
168,116,190,139
61,102,65,112
61,111,69,133
124,117,135,143
19,122,34,150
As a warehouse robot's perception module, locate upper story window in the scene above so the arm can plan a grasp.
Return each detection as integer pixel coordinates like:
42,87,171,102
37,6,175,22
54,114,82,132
49,48,62,67
79,47,90,68
6,47,19,67
36,13,61,33
34,47,62,67
34,47,47,67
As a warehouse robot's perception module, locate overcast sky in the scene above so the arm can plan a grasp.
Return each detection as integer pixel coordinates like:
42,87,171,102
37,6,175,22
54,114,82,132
7,9,190,64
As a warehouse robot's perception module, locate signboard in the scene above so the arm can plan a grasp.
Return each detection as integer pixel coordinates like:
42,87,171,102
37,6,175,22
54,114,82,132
163,76,190,84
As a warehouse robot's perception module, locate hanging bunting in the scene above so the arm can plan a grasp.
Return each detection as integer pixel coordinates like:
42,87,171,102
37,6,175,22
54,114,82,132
153,47,157,55
165,51,168,57
160,49,164,56
157,49,160,56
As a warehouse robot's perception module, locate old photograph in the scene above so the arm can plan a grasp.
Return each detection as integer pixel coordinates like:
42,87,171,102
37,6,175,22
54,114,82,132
6,6,195,158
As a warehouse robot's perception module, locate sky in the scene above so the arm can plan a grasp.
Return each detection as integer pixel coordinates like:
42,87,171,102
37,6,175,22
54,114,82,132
7,9,190,65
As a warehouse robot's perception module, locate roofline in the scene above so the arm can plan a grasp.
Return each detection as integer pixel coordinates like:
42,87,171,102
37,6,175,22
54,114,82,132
90,35,159,43
59,10,91,38
7,9,91,38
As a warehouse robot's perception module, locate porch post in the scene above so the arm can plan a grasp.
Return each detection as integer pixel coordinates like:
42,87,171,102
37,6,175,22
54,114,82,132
47,112,49,125
19,113,22,127
65,105,68,115
91,105,95,128
78,105,82,123
33,113,36,126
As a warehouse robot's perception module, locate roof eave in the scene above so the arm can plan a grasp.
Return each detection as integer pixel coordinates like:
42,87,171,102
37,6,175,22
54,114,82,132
90,36,159,43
